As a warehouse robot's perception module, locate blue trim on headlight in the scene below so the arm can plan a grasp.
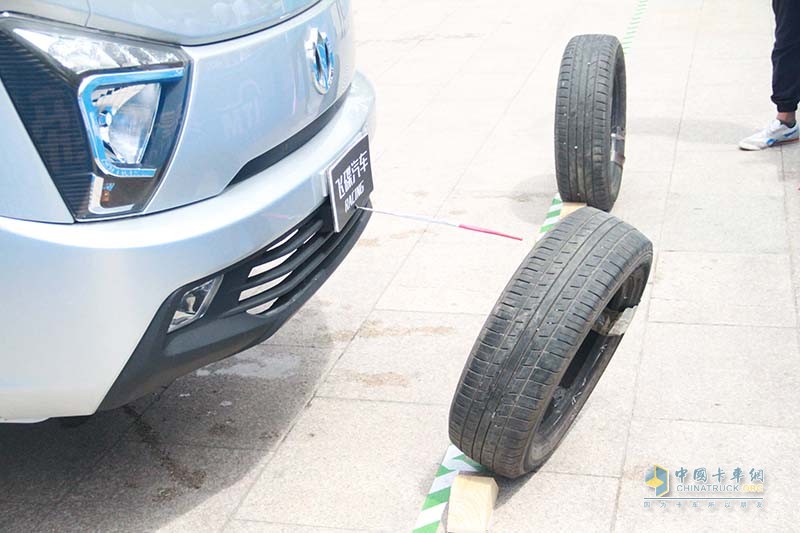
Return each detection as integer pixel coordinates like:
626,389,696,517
77,68,185,216
78,68,184,179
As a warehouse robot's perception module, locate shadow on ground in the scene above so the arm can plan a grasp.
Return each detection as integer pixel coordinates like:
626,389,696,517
0,306,341,532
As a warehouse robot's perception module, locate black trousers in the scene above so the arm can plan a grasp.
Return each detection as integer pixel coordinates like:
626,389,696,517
772,0,800,112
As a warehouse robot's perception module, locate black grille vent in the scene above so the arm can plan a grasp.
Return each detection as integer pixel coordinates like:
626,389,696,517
201,202,363,321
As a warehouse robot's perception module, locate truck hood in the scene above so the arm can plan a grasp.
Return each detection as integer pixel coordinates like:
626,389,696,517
0,0,322,45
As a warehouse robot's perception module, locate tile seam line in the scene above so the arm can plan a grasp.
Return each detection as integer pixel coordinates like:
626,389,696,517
118,439,281,452
780,144,800,331
232,517,387,532
656,249,790,255
645,319,797,330
369,307,489,317
537,470,622,480
312,395,446,407
777,142,800,475
635,414,799,431
613,0,684,529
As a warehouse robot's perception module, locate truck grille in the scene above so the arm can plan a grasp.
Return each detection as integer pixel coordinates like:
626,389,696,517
208,203,360,319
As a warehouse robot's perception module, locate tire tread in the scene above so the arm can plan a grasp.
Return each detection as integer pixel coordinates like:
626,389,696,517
448,208,651,478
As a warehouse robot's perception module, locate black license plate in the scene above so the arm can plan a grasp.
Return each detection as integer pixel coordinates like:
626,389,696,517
327,135,374,232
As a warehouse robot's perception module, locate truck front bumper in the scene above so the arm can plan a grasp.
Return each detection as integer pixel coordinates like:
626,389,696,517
0,73,375,422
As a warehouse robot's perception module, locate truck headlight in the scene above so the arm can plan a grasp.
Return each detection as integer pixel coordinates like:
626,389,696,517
0,14,190,220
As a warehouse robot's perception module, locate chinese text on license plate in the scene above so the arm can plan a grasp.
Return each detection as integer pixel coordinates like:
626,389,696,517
327,135,374,232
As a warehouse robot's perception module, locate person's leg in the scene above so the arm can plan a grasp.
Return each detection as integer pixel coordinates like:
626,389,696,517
739,0,800,150
777,110,796,125
771,0,800,124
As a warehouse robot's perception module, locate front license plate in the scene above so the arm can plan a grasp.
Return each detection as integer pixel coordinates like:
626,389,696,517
327,135,374,232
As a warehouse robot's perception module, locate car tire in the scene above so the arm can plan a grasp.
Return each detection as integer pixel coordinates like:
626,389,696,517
448,208,651,479
555,34,626,212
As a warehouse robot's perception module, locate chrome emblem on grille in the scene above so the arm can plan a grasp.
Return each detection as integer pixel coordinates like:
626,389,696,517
307,29,335,95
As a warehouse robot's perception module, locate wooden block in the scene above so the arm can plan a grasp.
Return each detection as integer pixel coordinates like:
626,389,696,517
446,474,499,533
560,202,587,218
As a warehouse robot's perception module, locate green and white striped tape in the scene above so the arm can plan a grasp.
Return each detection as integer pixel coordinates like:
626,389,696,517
621,0,648,52
412,445,487,533
538,194,564,238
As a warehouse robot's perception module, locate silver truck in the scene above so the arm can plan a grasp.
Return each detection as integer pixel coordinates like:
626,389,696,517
0,0,375,422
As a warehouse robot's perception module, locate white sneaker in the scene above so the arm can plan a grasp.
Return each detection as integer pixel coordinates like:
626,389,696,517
739,119,799,150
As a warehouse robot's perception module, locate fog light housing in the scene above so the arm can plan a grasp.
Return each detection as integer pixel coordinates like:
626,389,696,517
169,277,222,333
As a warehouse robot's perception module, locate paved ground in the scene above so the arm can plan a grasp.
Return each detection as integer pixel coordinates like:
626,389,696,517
2,0,799,531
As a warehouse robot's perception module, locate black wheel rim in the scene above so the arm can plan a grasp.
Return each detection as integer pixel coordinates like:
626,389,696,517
530,264,646,448
609,64,625,192
534,328,610,440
